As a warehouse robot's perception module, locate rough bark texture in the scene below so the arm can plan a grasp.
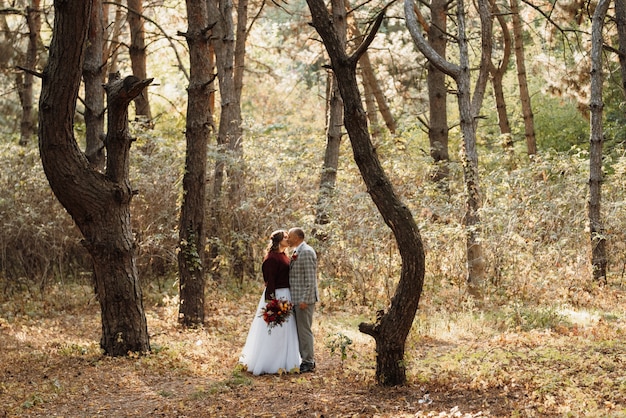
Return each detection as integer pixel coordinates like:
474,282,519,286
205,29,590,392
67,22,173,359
83,0,106,169
510,0,536,155
178,0,214,326
127,0,152,124
406,0,491,295
488,0,512,145
589,0,609,283
18,1,41,146
39,0,151,356
426,0,449,184
306,2,425,386
314,0,346,230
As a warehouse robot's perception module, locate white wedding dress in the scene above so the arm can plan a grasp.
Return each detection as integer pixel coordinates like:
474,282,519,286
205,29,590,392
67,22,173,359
239,287,301,375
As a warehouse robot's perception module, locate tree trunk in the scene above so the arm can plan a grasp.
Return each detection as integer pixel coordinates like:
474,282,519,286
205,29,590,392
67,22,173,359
306,3,425,386
510,0,536,155
39,0,151,355
615,0,626,98
208,0,248,283
178,0,214,327
314,0,346,232
83,0,106,170
349,14,396,136
17,1,41,147
127,0,153,125
488,0,512,147
406,0,491,295
589,0,610,283
427,0,450,184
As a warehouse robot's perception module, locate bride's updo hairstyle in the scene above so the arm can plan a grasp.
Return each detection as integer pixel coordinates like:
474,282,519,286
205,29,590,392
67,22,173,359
266,230,286,253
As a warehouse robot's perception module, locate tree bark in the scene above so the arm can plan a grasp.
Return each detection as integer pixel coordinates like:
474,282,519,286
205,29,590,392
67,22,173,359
127,0,153,125
406,0,491,295
589,0,610,283
39,0,151,355
17,1,41,147
510,0,536,155
314,0,346,231
615,0,626,98
306,3,425,386
177,0,214,326
208,0,248,283
426,0,450,184
83,0,106,170
488,0,512,147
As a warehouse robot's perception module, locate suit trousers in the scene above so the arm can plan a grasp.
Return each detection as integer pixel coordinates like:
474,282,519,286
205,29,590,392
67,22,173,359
294,303,315,364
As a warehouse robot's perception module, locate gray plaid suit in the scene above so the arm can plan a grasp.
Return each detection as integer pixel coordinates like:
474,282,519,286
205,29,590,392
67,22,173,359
289,242,318,366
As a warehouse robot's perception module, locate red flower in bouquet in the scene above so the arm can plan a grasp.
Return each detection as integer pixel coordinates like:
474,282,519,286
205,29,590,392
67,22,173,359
260,298,294,334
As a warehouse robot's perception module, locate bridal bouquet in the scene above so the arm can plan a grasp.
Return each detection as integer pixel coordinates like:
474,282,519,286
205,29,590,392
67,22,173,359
260,298,294,333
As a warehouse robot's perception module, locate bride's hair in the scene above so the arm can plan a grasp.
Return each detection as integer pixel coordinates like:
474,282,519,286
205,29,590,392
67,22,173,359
266,230,286,253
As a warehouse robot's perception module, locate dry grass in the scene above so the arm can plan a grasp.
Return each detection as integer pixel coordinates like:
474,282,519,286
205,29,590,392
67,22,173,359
0,282,624,418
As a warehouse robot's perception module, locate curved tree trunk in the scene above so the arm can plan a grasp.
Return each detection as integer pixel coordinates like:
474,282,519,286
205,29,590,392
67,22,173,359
39,0,151,356
177,0,214,326
406,0,491,296
306,4,425,386
589,0,610,283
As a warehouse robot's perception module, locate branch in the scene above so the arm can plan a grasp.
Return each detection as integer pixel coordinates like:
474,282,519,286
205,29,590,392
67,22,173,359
15,65,43,78
349,7,387,64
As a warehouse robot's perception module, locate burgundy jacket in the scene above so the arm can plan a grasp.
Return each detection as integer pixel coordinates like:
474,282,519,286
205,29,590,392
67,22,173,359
262,251,290,300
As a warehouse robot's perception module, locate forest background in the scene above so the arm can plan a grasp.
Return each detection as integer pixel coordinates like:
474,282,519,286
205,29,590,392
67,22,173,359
0,0,625,416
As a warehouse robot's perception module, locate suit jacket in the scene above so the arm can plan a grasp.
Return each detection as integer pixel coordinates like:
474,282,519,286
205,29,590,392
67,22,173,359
289,242,319,305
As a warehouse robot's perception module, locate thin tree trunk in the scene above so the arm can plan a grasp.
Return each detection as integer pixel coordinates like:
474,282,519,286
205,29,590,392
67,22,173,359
427,0,450,184
307,4,425,386
488,0,512,147
349,17,396,135
17,1,41,147
127,0,152,125
83,0,106,170
39,0,151,355
178,0,214,326
406,0,491,295
314,0,346,231
510,0,536,155
589,0,610,283
615,0,626,98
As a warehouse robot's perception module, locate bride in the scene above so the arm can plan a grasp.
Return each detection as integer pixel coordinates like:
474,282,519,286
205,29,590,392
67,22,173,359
239,229,301,375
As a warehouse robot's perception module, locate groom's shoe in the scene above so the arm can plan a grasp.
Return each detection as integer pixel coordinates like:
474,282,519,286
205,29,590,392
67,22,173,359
300,362,316,373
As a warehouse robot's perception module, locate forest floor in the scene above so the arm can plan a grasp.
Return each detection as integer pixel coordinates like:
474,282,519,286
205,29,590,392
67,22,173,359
0,283,625,417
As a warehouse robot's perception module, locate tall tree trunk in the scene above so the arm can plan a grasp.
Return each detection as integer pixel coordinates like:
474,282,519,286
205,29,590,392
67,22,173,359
17,1,41,147
39,0,151,356
426,0,450,184
349,15,396,136
105,3,125,74
615,0,626,98
83,0,106,170
306,4,425,386
510,0,536,155
488,0,512,148
127,0,152,125
177,0,214,327
589,0,609,283
406,0,491,295
208,0,247,283
314,0,346,232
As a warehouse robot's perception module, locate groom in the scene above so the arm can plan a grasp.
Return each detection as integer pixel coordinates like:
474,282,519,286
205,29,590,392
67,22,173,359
287,227,319,373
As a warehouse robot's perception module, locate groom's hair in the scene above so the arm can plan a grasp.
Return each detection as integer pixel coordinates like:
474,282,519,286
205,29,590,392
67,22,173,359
290,228,305,240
